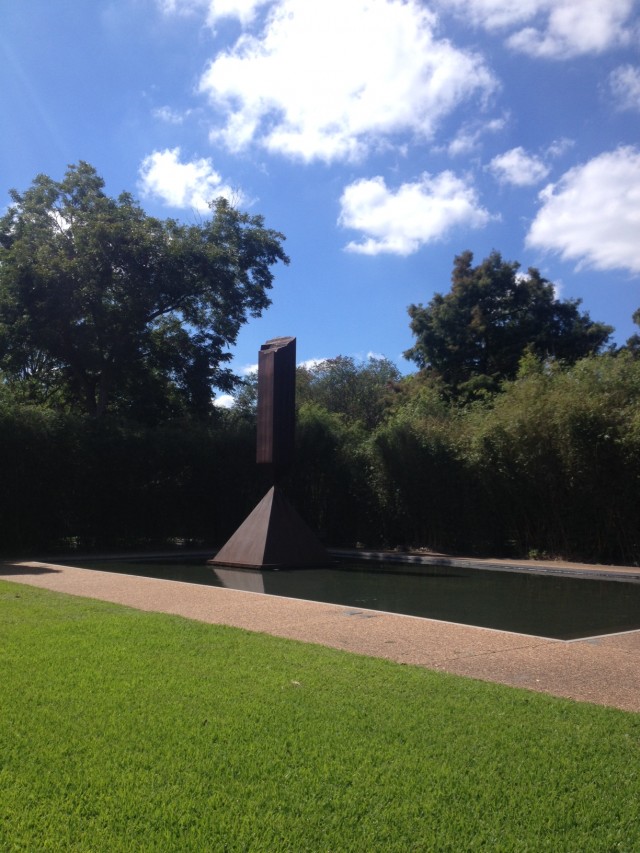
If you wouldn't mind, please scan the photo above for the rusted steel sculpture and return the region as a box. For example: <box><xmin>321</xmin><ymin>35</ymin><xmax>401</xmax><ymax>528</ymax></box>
<box><xmin>256</xmin><ymin>336</ymin><xmax>296</xmax><ymax>479</ymax></box>
<box><xmin>209</xmin><ymin>336</ymin><xmax>329</xmax><ymax>569</ymax></box>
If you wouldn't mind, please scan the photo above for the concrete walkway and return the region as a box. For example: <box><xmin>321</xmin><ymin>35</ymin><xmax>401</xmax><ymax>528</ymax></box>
<box><xmin>2</xmin><ymin>558</ymin><xmax>640</xmax><ymax>714</ymax></box>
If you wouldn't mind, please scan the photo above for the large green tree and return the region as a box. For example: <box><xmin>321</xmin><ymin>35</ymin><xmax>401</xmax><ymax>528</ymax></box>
<box><xmin>405</xmin><ymin>251</ymin><xmax>612</xmax><ymax>398</ymax></box>
<box><xmin>229</xmin><ymin>355</ymin><xmax>401</xmax><ymax>431</ymax></box>
<box><xmin>296</xmin><ymin>355</ymin><xmax>401</xmax><ymax>430</ymax></box>
<box><xmin>0</xmin><ymin>162</ymin><xmax>288</xmax><ymax>419</ymax></box>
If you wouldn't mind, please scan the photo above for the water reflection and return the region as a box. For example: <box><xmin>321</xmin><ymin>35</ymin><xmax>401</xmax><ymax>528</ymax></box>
<box><xmin>65</xmin><ymin>558</ymin><xmax>640</xmax><ymax>641</ymax></box>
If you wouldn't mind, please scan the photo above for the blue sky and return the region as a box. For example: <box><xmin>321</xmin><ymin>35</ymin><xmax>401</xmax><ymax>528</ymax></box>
<box><xmin>2</xmin><ymin>0</ymin><xmax>639</xmax><ymax>404</ymax></box>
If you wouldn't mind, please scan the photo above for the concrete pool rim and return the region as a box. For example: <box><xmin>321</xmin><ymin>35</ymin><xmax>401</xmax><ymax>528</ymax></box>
<box><xmin>3</xmin><ymin>550</ymin><xmax>640</xmax><ymax>713</ymax></box>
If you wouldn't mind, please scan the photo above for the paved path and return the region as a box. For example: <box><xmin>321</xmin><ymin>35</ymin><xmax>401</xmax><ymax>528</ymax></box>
<box><xmin>2</xmin><ymin>559</ymin><xmax>640</xmax><ymax>714</ymax></box>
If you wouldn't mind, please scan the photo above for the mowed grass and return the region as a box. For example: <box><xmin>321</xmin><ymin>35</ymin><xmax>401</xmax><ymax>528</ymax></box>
<box><xmin>1</xmin><ymin>581</ymin><xmax>639</xmax><ymax>852</ymax></box>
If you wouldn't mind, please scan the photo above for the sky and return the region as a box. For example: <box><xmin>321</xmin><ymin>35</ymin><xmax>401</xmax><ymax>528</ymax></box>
<box><xmin>2</xmin><ymin>0</ymin><xmax>639</xmax><ymax>406</ymax></box>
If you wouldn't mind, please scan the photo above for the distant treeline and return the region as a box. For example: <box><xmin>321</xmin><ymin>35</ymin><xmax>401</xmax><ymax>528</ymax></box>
<box><xmin>2</xmin><ymin>350</ymin><xmax>639</xmax><ymax>565</ymax></box>
<box><xmin>1</xmin><ymin>173</ymin><xmax>638</xmax><ymax>563</ymax></box>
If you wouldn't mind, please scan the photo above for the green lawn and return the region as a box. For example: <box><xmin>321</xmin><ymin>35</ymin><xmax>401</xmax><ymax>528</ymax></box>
<box><xmin>1</xmin><ymin>580</ymin><xmax>639</xmax><ymax>852</ymax></box>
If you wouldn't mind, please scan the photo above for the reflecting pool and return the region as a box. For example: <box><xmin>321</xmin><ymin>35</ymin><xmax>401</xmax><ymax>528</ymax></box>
<box><xmin>63</xmin><ymin>557</ymin><xmax>640</xmax><ymax>641</ymax></box>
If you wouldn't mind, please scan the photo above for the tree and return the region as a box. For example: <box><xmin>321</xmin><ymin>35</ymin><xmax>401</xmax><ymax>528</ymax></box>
<box><xmin>404</xmin><ymin>250</ymin><xmax>612</xmax><ymax>398</ymax></box>
<box><xmin>625</xmin><ymin>308</ymin><xmax>640</xmax><ymax>355</ymax></box>
<box><xmin>0</xmin><ymin>162</ymin><xmax>288</xmax><ymax>419</ymax></box>
<box><xmin>227</xmin><ymin>355</ymin><xmax>401</xmax><ymax>430</ymax></box>
<box><xmin>296</xmin><ymin>355</ymin><xmax>401</xmax><ymax>430</ymax></box>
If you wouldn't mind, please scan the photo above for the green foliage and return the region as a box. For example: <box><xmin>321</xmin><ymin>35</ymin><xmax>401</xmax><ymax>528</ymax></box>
<box><xmin>0</xmin><ymin>405</ymin><xmax>261</xmax><ymax>554</ymax></box>
<box><xmin>280</xmin><ymin>357</ymin><xmax>403</xmax><ymax>544</ymax></box>
<box><xmin>289</xmin><ymin>403</ymin><xmax>376</xmax><ymax>545</ymax></box>
<box><xmin>625</xmin><ymin>307</ymin><xmax>640</xmax><ymax>355</ymax></box>
<box><xmin>467</xmin><ymin>352</ymin><xmax>640</xmax><ymax>561</ymax></box>
<box><xmin>405</xmin><ymin>250</ymin><xmax>612</xmax><ymax>399</ymax></box>
<box><xmin>226</xmin><ymin>369</ymin><xmax>259</xmax><ymax>420</ymax></box>
<box><xmin>0</xmin><ymin>162</ymin><xmax>288</xmax><ymax>419</ymax></box>
<box><xmin>369</xmin><ymin>409</ymin><xmax>462</xmax><ymax>549</ymax></box>
<box><xmin>296</xmin><ymin>355</ymin><xmax>401</xmax><ymax>430</ymax></box>
<box><xmin>3</xmin><ymin>583</ymin><xmax>640</xmax><ymax>851</ymax></box>
<box><xmin>2</xmin><ymin>211</ymin><xmax>639</xmax><ymax>563</ymax></box>
<box><xmin>365</xmin><ymin>349</ymin><xmax>640</xmax><ymax>561</ymax></box>
<box><xmin>3</xmin><ymin>350</ymin><xmax>639</xmax><ymax>562</ymax></box>
<box><xmin>228</xmin><ymin>355</ymin><xmax>401</xmax><ymax>430</ymax></box>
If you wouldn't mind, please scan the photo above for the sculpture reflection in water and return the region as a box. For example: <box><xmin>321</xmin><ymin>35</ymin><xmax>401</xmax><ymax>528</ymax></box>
<box><xmin>209</xmin><ymin>336</ymin><xmax>329</xmax><ymax>570</ymax></box>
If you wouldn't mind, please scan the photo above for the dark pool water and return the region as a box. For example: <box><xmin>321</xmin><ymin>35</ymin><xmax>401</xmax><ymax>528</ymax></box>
<box><xmin>63</xmin><ymin>557</ymin><xmax>640</xmax><ymax>641</ymax></box>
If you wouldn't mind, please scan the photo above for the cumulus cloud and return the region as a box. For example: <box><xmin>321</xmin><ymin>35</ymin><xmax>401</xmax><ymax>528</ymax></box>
<box><xmin>489</xmin><ymin>146</ymin><xmax>550</xmax><ymax>186</ymax></box>
<box><xmin>527</xmin><ymin>146</ymin><xmax>640</xmax><ymax>273</ymax></box>
<box><xmin>197</xmin><ymin>0</ymin><xmax>496</xmax><ymax>163</ymax></box>
<box><xmin>339</xmin><ymin>172</ymin><xmax>493</xmax><ymax>256</ymax></box>
<box><xmin>213</xmin><ymin>393</ymin><xmax>235</xmax><ymax>408</ymax></box>
<box><xmin>138</xmin><ymin>147</ymin><xmax>243</xmax><ymax>210</ymax></box>
<box><xmin>609</xmin><ymin>64</ymin><xmax>640</xmax><ymax>111</ymax></box>
<box><xmin>440</xmin><ymin>0</ymin><xmax>635</xmax><ymax>58</ymax></box>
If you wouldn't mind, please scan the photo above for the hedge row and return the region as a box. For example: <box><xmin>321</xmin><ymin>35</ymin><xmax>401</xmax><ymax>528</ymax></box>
<box><xmin>2</xmin><ymin>353</ymin><xmax>639</xmax><ymax>564</ymax></box>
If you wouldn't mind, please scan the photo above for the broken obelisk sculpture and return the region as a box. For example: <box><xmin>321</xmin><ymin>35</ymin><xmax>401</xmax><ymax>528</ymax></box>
<box><xmin>209</xmin><ymin>337</ymin><xmax>329</xmax><ymax>568</ymax></box>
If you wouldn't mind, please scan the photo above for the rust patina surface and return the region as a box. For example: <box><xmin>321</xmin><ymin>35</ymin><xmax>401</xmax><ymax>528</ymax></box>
<box><xmin>210</xmin><ymin>336</ymin><xmax>329</xmax><ymax>569</ymax></box>
<box><xmin>256</xmin><ymin>336</ymin><xmax>296</xmax><ymax>479</ymax></box>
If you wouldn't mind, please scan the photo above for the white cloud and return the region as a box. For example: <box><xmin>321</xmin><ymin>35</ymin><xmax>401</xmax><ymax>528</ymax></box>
<box><xmin>157</xmin><ymin>0</ymin><xmax>207</xmax><ymax>16</ymax></box>
<box><xmin>298</xmin><ymin>358</ymin><xmax>328</xmax><ymax>370</ymax></box>
<box><xmin>206</xmin><ymin>0</ymin><xmax>272</xmax><ymax>24</ymax></box>
<box><xmin>545</xmin><ymin>137</ymin><xmax>574</xmax><ymax>158</ymax></box>
<box><xmin>240</xmin><ymin>362</ymin><xmax>259</xmax><ymax>375</ymax></box>
<box><xmin>198</xmin><ymin>0</ymin><xmax>496</xmax><ymax>163</ymax></box>
<box><xmin>138</xmin><ymin>147</ymin><xmax>243</xmax><ymax>210</ymax></box>
<box><xmin>610</xmin><ymin>64</ymin><xmax>640</xmax><ymax>112</ymax></box>
<box><xmin>152</xmin><ymin>106</ymin><xmax>186</xmax><ymax>124</ymax></box>
<box><xmin>440</xmin><ymin>0</ymin><xmax>635</xmax><ymax>58</ymax></box>
<box><xmin>213</xmin><ymin>393</ymin><xmax>236</xmax><ymax>408</ymax></box>
<box><xmin>443</xmin><ymin>0</ymin><xmax>542</xmax><ymax>30</ymax></box>
<box><xmin>527</xmin><ymin>146</ymin><xmax>640</xmax><ymax>273</ymax></box>
<box><xmin>159</xmin><ymin>0</ymin><xmax>271</xmax><ymax>25</ymax></box>
<box><xmin>489</xmin><ymin>147</ymin><xmax>550</xmax><ymax>186</ymax></box>
<box><xmin>339</xmin><ymin>172</ymin><xmax>493</xmax><ymax>256</ymax></box>
<box><xmin>447</xmin><ymin>117</ymin><xmax>506</xmax><ymax>157</ymax></box>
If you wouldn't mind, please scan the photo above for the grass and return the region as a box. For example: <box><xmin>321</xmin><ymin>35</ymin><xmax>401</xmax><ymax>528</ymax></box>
<box><xmin>1</xmin><ymin>580</ymin><xmax>639</xmax><ymax>852</ymax></box>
